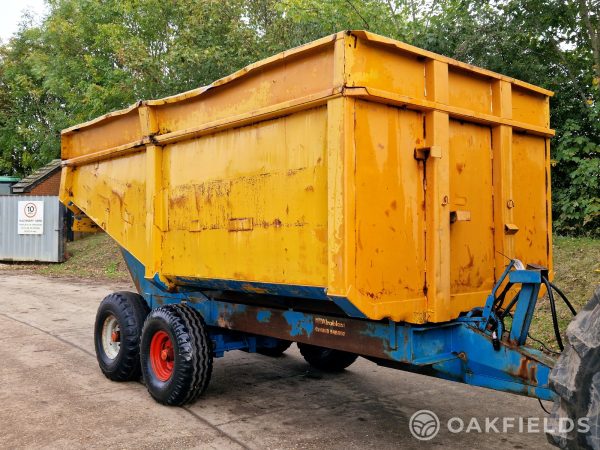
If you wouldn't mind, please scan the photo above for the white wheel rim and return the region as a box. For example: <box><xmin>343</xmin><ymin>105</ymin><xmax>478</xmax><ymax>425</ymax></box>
<box><xmin>101</xmin><ymin>315</ymin><xmax>121</xmax><ymax>360</ymax></box>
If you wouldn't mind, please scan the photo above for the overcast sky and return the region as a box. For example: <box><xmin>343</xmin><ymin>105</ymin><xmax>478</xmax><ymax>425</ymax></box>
<box><xmin>0</xmin><ymin>0</ymin><xmax>48</xmax><ymax>42</ymax></box>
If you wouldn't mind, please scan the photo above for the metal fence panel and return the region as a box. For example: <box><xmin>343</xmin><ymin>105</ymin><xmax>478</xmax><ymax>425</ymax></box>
<box><xmin>0</xmin><ymin>196</ymin><xmax>65</xmax><ymax>262</ymax></box>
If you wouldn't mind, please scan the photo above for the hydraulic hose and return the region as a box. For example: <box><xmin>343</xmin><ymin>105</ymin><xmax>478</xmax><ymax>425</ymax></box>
<box><xmin>499</xmin><ymin>291</ymin><xmax>520</xmax><ymax>320</ymax></box>
<box><xmin>549</xmin><ymin>281</ymin><xmax>577</xmax><ymax>316</ymax></box>
<box><xmin>543</xmin><ymin>276</ymin><xmax>563</xmax><ymax>351</ymax></box>
<box><xmin>494</xmin><ymin>281</ymin><xmax>513</xmax><ymax>310</ymax></box>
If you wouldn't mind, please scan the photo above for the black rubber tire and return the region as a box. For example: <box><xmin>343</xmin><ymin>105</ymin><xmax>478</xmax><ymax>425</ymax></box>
<box><xmin>297</xmin><ymin>343</ymin><xmax>358</xmax><ymax>372</ymax></box>
<box><xmin>94</xmin><ymin>291</ymin><xmax>150</xmax><ymax>381</ymax></box>
<box><xmin>547</xmin><ymin>287</ymin><xmax>600</xmax><ymax>449</ymax></box>
<box><xmin>257</xmin><ymin>339</ymin><xmax>292</xmax><ymax>357</ymax></box>
<box><xmin>140</xmin><ymin>304</ymin><xmax>213</xmax><ymax>406</ymax></box>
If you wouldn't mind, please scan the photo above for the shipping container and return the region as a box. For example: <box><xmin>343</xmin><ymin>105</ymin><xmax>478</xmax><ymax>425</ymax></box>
<box><xmin>0</xmin><ymin>195</ymin><xmax>65</xmax><ymax>262</ymax></box>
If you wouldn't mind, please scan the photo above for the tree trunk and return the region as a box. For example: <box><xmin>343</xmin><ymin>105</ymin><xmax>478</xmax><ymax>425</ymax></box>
<box><xmin>578</xmin><ymin>0</ymin><xmax>600</xmax><ymax>81</ymax></box>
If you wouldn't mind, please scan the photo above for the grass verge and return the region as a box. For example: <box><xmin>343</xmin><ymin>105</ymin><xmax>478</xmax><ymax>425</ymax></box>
<box><xmin>0</xmin><ymin>232</ymin><xmax>130</xmax><ymax>282</ymax></box>
<box><xmin>528</xmin><ymin>235</ymin><xmax>600</xmax><ymax>352</ymax></box>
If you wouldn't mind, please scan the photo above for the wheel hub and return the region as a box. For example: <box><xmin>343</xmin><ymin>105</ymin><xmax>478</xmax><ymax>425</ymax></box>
<box><xmin>149</xmin><ymin>330</ymin><xmax>174</xmax><ymax>381</ymax></box>
<box><xmin>160</xmin><ymin>348</ymin><xmax>172</xmax><ymax>361</ymax></box>
<box><xmin>101</xmin><ymin>315</ymin><xmax>121</xmax><ymax>360</ymax></box>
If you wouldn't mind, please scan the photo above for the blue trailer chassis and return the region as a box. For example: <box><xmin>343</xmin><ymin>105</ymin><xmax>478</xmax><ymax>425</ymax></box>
<box><xmin>122</xmin><ymin>249</ymin><xmax>557</xmax><ymax>402</ymax></box>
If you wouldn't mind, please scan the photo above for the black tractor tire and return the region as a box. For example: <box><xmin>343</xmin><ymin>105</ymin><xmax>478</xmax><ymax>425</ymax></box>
<box><xmin>140</xmin><ymin>304</ymin><xmax>213</xmax><ymax>406</ymax></box>
<box><xmin>94</xmin><ymin>291</ymin><xmax>150</xmax><ymax>381</ymax></box>
<box><xmin>547</xmin><ymin>287</ymin><xmax>600</xmax><ymax>449</ymax></box>
<box><xmin>297</xmin><ymin>342</ymin><xmax>358</xmax><ymax>372</ymax></box>
<box><xmin>257</xmin><ymin>339</ymin><xmax>292</xmax><ymax>357</ymax></box>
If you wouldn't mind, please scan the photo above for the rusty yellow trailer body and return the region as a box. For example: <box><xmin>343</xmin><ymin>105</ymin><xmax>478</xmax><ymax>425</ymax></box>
<box><xmin>60</xmin><ymin>30</ymin><xmax>554</xmax><ymax>324</ymax></box>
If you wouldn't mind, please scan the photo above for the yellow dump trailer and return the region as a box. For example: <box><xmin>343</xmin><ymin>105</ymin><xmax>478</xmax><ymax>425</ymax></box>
<box><xmin>62</xmin><ymin>33</ymin><xmax>600</xmax><ymax>433</ymax></box>
<box><xmin>61</xmin><ymin>30</ymin><xmax>553</xmax><ymax>325</ymax></box>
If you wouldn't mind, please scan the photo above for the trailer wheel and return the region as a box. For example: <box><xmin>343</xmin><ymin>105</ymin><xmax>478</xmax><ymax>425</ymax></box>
<box><xmin>547</xmin><ymin>287</ymin><xmax>600</xmax><ymax>449</ymax></box>
<box><xmin>257</xmin><ymin>339</ymin><xmax>292</xmax><ymax>357</ymax></box>
<box><xmin>297</xmin><ymin>343</ymin><xmax>358</xmax><ymax>372</ymax></box>
<box><xmin>140</xmin><ymin>304</ymin><xmax>213</xmax><ymax>406</ymax></box>
<box><xmin>94</xmin><ymin>291</ymin><xmax>150</xmax><ymax>381</ymax></box>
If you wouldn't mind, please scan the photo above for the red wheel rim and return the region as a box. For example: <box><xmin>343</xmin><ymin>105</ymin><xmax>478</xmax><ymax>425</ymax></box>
<box><xmin>149</xmin><ymin>330</ymin><xmax>174</xmax><ymax>381</ymax></box>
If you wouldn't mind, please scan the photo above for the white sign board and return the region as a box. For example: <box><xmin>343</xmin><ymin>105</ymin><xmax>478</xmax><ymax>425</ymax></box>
<box><xmin>18</xmin><ymin>201</ymin><xmax>44</xmax><ymax>235</ymax></box>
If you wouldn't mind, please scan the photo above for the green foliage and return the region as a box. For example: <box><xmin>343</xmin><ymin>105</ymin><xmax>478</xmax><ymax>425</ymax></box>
<box><xmin>0</xmin><ymin>21</ymin><xmax>65</xmax><ymax>175</ymax></box>
<box><xmin>38</xmin><ymin>0</ymin><xmax>265</xmax><ymax>119</ymax></box>
<box><xmin>402</xmin><ymin>0</ymin><xmax>600</xmax><ymax>236</ymax></box>
<box><xmin>0</xmin><ymin>0</ymin><xmax>597</xmax><ymax>235</ymax></box>
<box><xmin>552</xmin><ymin>106</ymin><xmax>600</xmax><ymax>237</ymax></box>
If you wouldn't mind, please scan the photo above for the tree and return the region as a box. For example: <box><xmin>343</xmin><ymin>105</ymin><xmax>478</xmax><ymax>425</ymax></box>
<box><xmin>0</xmin><ymin>0</ymin><xmax>597</xmax><ymax>235</ymax></box>
<box><xmin>0</xmin><ymin>20</ymin><xmax>65</xmax><ymax>175</ymax></box>
<box><xmin>408</xmin><ymin>0</ymin><xmax>599</xmax><ymax>235</ymax></box>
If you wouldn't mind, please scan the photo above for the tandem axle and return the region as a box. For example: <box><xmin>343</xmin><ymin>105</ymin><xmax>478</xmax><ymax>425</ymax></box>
<box><xmin>118</xmin><ymin>248</ymin><xmax>557</xmax><ymax>402</ymax></box>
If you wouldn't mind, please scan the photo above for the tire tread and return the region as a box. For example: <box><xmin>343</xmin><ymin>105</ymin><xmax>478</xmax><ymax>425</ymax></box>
<box><xmin>548</xmin><ymin>287</ymin><xmax>600</xmax><ymax>449</ymax></box>
<box><xmin>94</xmin><ymin>291</ymin><xmax>149</xmax><ymax>382</ymax></box>
<box><xmin>140</xmin><ymin>304</ymin><xmax>213</xmax><ymax>406</ymax></box>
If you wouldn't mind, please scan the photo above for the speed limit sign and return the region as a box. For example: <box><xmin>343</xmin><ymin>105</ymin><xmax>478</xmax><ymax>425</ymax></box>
<box><xmin>17</xmin><ymin>201</ymin><xmax>44</xmax><ymax>235</ymax></box>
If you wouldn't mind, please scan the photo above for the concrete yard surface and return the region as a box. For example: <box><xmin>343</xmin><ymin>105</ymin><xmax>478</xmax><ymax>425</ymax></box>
<box><xmin>0</xmin><ymin>273</ymin><xmax>554</xmax><ymax>449</ymax></box>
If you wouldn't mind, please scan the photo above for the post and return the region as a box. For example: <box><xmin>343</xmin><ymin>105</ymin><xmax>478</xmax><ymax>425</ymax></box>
<box><xmin>424</xmin><ymin>59</ymin><xmax>451</xmax><ymax>322</ymax></box>
<box><xmin>139</xmin><ymin>105</ymin><xmax>165</xmax><ymax>280</ymax></box>
<box><xmin>491</xmin><ymin>80</ymin><xmax>515</xmax><ymax>280</ymax></box>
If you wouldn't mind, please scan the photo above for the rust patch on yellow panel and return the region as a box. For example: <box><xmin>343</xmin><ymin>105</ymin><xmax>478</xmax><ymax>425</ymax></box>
<box><xmin>229</xmin><ymin>218</ymin><xmax>253</xmax><ymax>232</ymax></box>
